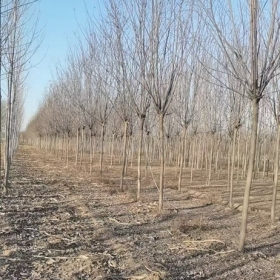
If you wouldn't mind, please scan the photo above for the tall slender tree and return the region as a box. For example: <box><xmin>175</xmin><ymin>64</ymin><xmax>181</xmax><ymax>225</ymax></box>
<box><xmin>199</xmin><ymin>0</ymin><xmax>280</xmax><ymax>252</ymax></box>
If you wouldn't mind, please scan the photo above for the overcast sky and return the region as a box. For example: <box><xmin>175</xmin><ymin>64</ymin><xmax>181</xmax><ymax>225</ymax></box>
<box><xmin>23</xmin><ymin>0</ymin><xmax>103</xmax><ymax>129</ymax></box>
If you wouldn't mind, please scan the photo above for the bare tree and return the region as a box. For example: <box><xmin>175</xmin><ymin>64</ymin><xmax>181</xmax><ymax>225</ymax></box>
<box><xmin>141</xmin><ymin>0</ymin><xmax>193</xmax><ymax>210</ymax></box>
<box><xmin>268</xmin><ymin>79</ymin><xmax>280</xmax><ymax>223</ymax></box>
<box><xmin>113</xmin><ymin>0</ymin><xmax>152</xmax><ymax>200</ymax></box>
<box><xmin>2</xmin><ymin>0</ymin><xmax>40</xmax><ymax>193</ymax></box>
<box><xmin>200</xmin><ymin>0</ymin><xmax>280</xmax><ymax>251</ymax></box>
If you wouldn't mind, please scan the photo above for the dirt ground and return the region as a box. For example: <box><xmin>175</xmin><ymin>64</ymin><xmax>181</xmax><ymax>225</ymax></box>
<box><xmin>1</xmin><ymin>145</ymin><xmax>280</xmax><ymax>279</ymax></box>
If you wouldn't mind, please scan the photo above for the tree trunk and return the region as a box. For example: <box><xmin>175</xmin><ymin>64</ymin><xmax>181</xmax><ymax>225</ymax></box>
<box><xmin>215</xmin><ymin>141</ymin><xmax>220</xmax><ymax>174</ymax></box>
<box><xmin>230</xmin><ymin>127</ymin><xmax>237</xmax><ymax>208</ymax></box>
<box><xmin>184</xmin><ymin>134</ymin><xmax>188</xmax><ymax>168</ymax></box>
<box><xmin>75</xmin><ymin>128</ymin><xmax>79</xmax><ymax>165</ymax></box>
<box><xmin>110</xmin><ymin>133</ymin><xmax>115</xmax><ymax>167</ymax></box>
<box><xmin>120</xmin><ymin>121</ymin><xmax>128</xmax><ymax>191</ymax></box>
<box><xmin>80</xmin><ymin>127</ymin><xmax>85</xmax><ymax>168</ymax></box>
<box><xmin>89</xmin><ymin>129</ymin><xmax>93</xmax><ymax>175</ymax></box>
<box><xmin>55</xmin><ymin>134</ymin><xmax>59</xmax><ymax>158</ymax></box>
<box><xmin>227</xmin><ymin>142</ymin><xmax>231</xmax><ymax>190</ymax></box>
<box><xmin>204</xmin><ymin>140</ymin><xmax>207</xmax><ymax>171</ymax></box>
<box><xmin>267</xmin><ymin>159</ymin><xmax>270</xmax><ymax>178</ymax></box>
<box><xmin>159</xmin><ymin>113</ymin><xmax>165</xmax><ymax>211</ymax></box>
<box><xmin>262</xmin><ymin>155</ymin><xmax>266</xmax><ymax>182</ymax></box>
<box><xmin>145</xmin><ymin>134</ymin><xmax>150</xmax><ymax>180</ymax></box>
<box><xmin>137</xmin><ymin>117</ymin><xmax>145</xmax><ymax>201</ymax></box>
<box><xmin>239</xmin><ymin>0</ymin><xmax>259</xmax><ymax>252</ymax></box>
<box><xmin>236</xmin><ymin>135</ymin><xmax>240</xmax><ymax>183</ymax></box>
<box><xmin>239</xmin><ymin>97</ymin><xmax>259</xmax><ymax>252</ymax></box>
<box><xmin>242</xmin><ymin>141</ymin><xmax>248</xmax><ymax>179</ymax></box>
<box><xmin>3</xmin><ymin>79</ymin><xmax>12</xmax><ymax>193</ymax></box>
<box><xmin>206</xmin><ymin>134</ymin><xmax>214</xmax><ymax>186</ymax></box>
<box><xmin>196</xmin><ymin>137</ymin><xmax>201</xmax><ymax>169</ymax></box>
<box><xmin>178</xmin><ymin>127</ymin><xmax>187</xmax><ymax>192</ymax></box>
<box><xmin>271</xmin><ymin>122</ymin><xmax>280</xmax><ymax>223</ymax></box>
<box><xmin>100</xmin><ymin>124</ymin><xmax>105</xmax><ymax>180</ymax></box>
<box><xmin>66</xmin><ymin>132</ymin><xmax>69</xmax><ymax>165</ymax></box>
<box><xmin>190</xmin><ymin>138</ymin><xmax>195</xmax><ymax>183</ymax></box>
<box><xmin>130</xmin><ymin>136</ymin><xmax>134</xmax><ymax>167</ymax></box>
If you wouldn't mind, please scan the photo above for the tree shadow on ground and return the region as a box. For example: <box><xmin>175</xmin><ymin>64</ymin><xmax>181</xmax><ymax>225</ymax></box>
<box><xmin>247</xmin><ymin>241</ymin><xmax>280</xmax><ymax>258</ymax></box>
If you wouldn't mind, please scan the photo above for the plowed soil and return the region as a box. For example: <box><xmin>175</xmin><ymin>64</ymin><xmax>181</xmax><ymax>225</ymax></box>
<box><xmin>1</xmin><ymin>145</ymin><xmax>280</xmax><ymax>279</ymax></box>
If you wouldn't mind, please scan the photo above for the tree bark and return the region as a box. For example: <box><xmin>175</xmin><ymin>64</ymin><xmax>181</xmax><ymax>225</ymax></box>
<box><xmin>145</xmin><ymin>134</ymin><xmax>150</xmax><ymax>180</ymax></box>
<box><xmin>3</xmin><ymin>74</ymin><xmax>12</xmax><ymax>192</ymax></box>
<box><xmin>206</xmin><ymin>134</ymin><xmax>214</xmax><ymax>186</ymax></box>
<box><xmin>230</xmin><ymin>127</ymin><xmax>238</xmax><ymax>208</ymax></box>
<box><xmin>239</xmin><ymin>97</ymin><xmax>259</xmax><ymax>252</ymax></box>
<box><xmin>242</xmin><ymin>141</ymin><xmax>248</xmax><ymax>179</ymax></box>
<box><xmin>89</xmin><ymin>129</ymin><xmax>93</xmax><ymax>175</ymax></box>
<box><xmin>120</xmin><ymin>121</ymin><xmax>128</xmax><ymax>191</ymax></box>
<box><xmin>159</xmin><ymin>113</ymin><xmax>165</xmax><ymax>211</ymax></box>
<box><xmin>239</xmin><ymin>0</ymin><xmax>259</xmax><ymax>252</ymax></box>
<box><xmin>271</xmin><ymin>122</ymin><xmax>280</xmax><ymax>223</ymax></box>
<box><xmin>262</xmin><ymin>154</ymin><xmax>266</xmax><ymax>182</ymax></box>
<box><xmin>110</xmin><ymin>133</ymin><xmax>115</xmax><ymax>167</ymax></box>
<box><xmin>80</xmin><ymin>127</ymin><xmax>85</xmax><ymax>168</ymax></box>
<box><xmin>137</xmin><ymin>117</ymin><xmax>145</xmax><ymax>201</ymax></box>
<box><xmin>66</xmin><ymin>132</ymin><xmax>69</xmax><ymax>165</ymax></box>
<box><xmin>236</xmin><ymin>135</ymin><xmax>240</xmax><ymax>183</ymax></box>
<box><xmin>178</xmin><ymin>127</ymin><xmax>187</xmax><ymax>192</ymax></box>
<box><xmin>190</xmin><ymin>138</ymin><xmax>195</xmax><ymax>183</ymax></box>
<box><xmin>75</xmin><ymin>128</ymin><xmax>79</xmax><ymax>165</ymax></box>
<box><xmin>100</xmin><ymin>123</ymin><xmax>105</xmax><ymax>180</ymax></box>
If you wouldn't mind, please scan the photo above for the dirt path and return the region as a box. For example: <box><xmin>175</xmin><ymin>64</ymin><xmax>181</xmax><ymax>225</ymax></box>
<box><xmin>0</xmin><ymin>145</ymin><xmax>280</xmax><ymax>279</ymax></box>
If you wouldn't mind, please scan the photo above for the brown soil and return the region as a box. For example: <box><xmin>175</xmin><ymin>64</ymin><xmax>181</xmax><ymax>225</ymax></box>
<box><xmin>0</xmin><ymin>145</ymin><xmax>280</xmax><ymax>279</ymax></box>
